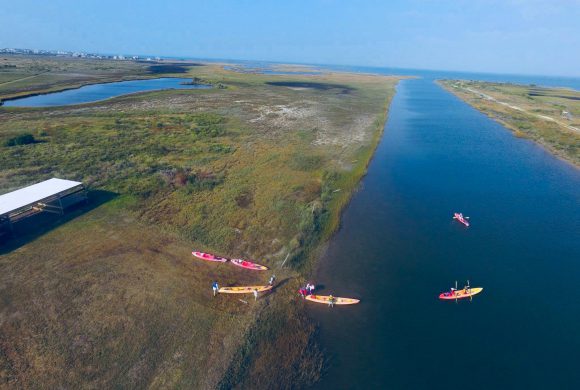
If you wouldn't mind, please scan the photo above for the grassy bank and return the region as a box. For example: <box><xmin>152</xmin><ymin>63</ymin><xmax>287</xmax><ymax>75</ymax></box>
<box><xmin>214</xmin><ymin>87</ymin><xmax>398</xmax><ymax>389</ymax></box>
<box><xmin>438</xmin><ymin>80</ymin><xmax>579</xmax><ymax>167</ymax></box>
<box><xmin>0</xmin><ymin>56</ymin><xmax>400</xmax><ymax>387</ymax></box>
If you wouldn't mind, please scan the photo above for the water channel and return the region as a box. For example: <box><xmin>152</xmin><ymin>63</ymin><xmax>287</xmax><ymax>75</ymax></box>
<box><xmin>309</xmin><ymin>76</ymin><xmax>580</xmax><ymax>389</ymax></box>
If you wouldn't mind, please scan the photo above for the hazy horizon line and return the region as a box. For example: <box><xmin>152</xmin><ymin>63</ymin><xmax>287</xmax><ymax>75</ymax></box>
<box><xmin>4</xmin><ymin>45</ymin><xmax>580</xmax><ymax>80</ymax></box>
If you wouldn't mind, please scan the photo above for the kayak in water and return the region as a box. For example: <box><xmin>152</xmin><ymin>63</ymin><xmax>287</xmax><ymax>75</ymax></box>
<box><xmin>453</xmin><ymin>212</ymin><xmax>470</xmax><ymax>227</ymax></box>
<box><xmin>218</xmin><ymin>285</ymin><xmax>273</xmax><ymax>294</ymax></box>
<box><xmin>230</xmin><ymin>258</ymin><xmax>269</xmax><ymax>271</ymax></box>
<box><xmin>439</xmin><ymin>281</ymin><xmax>483</xmax><ymax>300</ymax></box>
<box><xmin>192</xmin><ymin>251</ymin><xmax>229</xmax><ymax>262</ymax></box>
<box><xmin>305</xmin><ymin>295</ymin><xmax>360</xmax><ymax>305</ymax></box>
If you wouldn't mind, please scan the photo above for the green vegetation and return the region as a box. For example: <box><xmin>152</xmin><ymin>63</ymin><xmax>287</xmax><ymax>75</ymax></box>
<box><xmin>439</xmin><ymin>80</ymin><xmax>580</xmax><ymax>166</ymax></box>
<box><xmin>0</xmin><ymin>56</ymin><xmax>400</xmax><ymax>387</ymax></box>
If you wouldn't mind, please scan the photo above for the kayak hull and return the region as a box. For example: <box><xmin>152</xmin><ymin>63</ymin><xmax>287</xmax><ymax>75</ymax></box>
<box><xmin>306</xmin><ymin>295</ymin><xmax>360</xmax><ymax>305</ymax></box>
<box><xmin>453</xmin><ymin>213</ymin><xmax>470</xmax><ymax>227</ymax></box>
<box><xmin>218</xmin><ymin>285</ymin><xmax>273</xmax><ymax>294</ymax></box>
<box><xmin>231</xmin><ymin>259</ymin><xmax>268</xmax><ymax>271</ymax></box>
<box><xmin>439</xmin><ymin>287</ymin><xmax>483</xmax><ymax>300</ymax></box>
<box><xmin>192</xmin><ymin>251</ymin><xmax>228</xmax><ymax>262</ymax></box>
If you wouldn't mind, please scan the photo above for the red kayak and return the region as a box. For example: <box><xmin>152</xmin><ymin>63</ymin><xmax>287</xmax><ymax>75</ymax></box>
<box><xmin>192</xmin><ymin>251</ymin><xmax>229</xmax><ymax>262</ymax></box>
<box><xmin>453</xmin><ymin>212</ymin><xmax>470</xmax><ymax>227</ymax></box>
<box><xmin>230</xmin><ymin>258</ymin><xmax>268</xmax><ymax>271</ymax></box>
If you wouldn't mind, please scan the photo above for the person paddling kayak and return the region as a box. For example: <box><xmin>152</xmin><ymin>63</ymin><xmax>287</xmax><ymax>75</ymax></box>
<box><xmin>439</xmin><ymin>281</ymin><xmax>483</xmax><ymax>300</ymax></box>
<box><xmin>328</xmin><ymin>294</ymin><xmax>336</xmax><ymax>307</ymax></box>
<box><xmin>453</xmin><ymin>212</ymin><xmax>470</xmax><ymax>227</ymax></box>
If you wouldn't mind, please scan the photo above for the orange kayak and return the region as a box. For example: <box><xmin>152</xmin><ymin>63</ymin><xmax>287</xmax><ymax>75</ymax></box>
<box><xmin>439</xmin><ymin>287</ymin><xmax>483</xmax><ymax>300</ymax></box>
<box><xmin>305</xmin><ymin>295</ymin><xmax>360</xmax><ymax>305</ymax></box>
<box><xmin>218</xmin><ymin>285</ymin><xmax>273</xmax><ymax>294</ymax></box>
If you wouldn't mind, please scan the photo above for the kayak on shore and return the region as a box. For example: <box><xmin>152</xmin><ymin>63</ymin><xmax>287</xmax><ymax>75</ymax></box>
<box><xmin>305</xmin><ymin>295</ymin><xmax>360</xmax><ymax>305</ymax></box>
<box><xmin>192</xmin><ymin>251</ymin><xmax>229</xmax><ymax>262</ymax></box>
<box><xmin>218</xmin><ymin>285</ymin><xmax>273</xmax><ymax>294</ymax></box>
<box><xmin>453</xmin><ymin>212</ymin><xmax>470</xmax><ymax>227</ymax></box>
<box><xmin>230</xmin><ymin>258</ymin><xmax>269</xmax><ymax>271</ymax></box>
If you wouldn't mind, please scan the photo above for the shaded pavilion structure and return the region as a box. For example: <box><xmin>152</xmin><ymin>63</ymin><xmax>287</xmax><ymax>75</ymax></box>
<box><xmin>0</xmin><ymin>178</ymin><xmax>86</xmax><ymax>238</ymax></box>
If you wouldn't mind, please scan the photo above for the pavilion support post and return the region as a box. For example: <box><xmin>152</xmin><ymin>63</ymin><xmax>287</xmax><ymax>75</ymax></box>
<box><xmin>57</xmin><ymin>196</ymin><xmax>64</xmax><ymax>215</ymax></box>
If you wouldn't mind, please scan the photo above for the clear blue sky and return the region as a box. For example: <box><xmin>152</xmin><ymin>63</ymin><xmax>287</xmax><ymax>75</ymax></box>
<box><xmin>1</xmin><ymin>0</ymin><xmax>579</xmax><ymax>76</ymax></box>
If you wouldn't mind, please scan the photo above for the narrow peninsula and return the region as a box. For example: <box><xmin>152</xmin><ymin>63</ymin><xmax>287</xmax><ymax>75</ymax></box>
<box><xmin>439</xmin><ymin>80</ymin><xmax>580</xmax><ymax>166</ymax></box>
<box><xmin>0</xmin><ymin>55</ymin><xmax>401</xmax><ymax>388</ymax></box>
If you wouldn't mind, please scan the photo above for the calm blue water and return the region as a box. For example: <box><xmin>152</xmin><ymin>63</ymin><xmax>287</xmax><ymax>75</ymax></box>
<box><xmin>329</xmin><ymin>64</ymin><xmax>580</xmax><ymax>91</ymax></box>
<box><xmin>219</xmin><ymin>59</ymin><xmax>580</xmax><ymax>90</ymax></box>
<box><xmin>309</xmin><ymin>77</ymin><xmax>580</xmax><ymax>389</ymax></box>
<box><xmin>2</xmin><ymin>78</ymin><xmax>210</xmax><ymax>107</ymax></box>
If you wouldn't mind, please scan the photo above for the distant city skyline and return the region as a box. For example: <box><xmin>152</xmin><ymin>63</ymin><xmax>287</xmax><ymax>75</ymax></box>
<box><xmin>1</xmin><ymin>0</ymin><xmax>579</xmax><ymax>77</ymax></box>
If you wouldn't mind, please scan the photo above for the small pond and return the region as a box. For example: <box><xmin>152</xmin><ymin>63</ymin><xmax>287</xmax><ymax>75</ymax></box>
<box><xmin>2</xmin><ymin>78</ymin><xmax>210</xmax><ymax>107</ymax></box>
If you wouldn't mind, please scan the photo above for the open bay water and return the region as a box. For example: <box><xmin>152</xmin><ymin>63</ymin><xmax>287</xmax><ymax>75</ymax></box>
<box><xmin>328</xmin><ymin>64</ymin><xmax>580</xmax><ymax>91</ymax></box>
<box><xmin>218</xmin><ymin>59</ymin><xmax>580</xmax><ymax>90</ymax></box>
<box><xmin>2</xmin><ymin>77</ymin><xmax>209</xmax><ymax>107</ymax></box>
<box><xmin>309</xmin><ymin>76</ymin><xmax>580</xmax><ymax>389</ymax></box>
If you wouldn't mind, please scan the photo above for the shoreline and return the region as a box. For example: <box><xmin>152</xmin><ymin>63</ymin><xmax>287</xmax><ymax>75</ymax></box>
<box><xmin>0</xmin><ymin>76</ymin><xmax>201</xmax><ymax>107</ymax></box>
<box><xmin>217</xmin><ymin>82</ymin><xmax>402</xmax><ymax>388</ymax></box>
<box><xmin>0</xmin><ymin>56</ymin><xmax>402</xmax><ymax>388</ymax></box>
<box><xmin>437</xmin><ymin>80</ymin><xmax>579</xmax><ymax>168</ymax></box>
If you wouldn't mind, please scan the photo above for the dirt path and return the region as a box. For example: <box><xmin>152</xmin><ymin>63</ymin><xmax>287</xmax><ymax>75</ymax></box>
<box><xmin>464</xmin><ymin>87</ymin><xmax>579</xmax><ymax>134</ymax></box>
<box><xmin>0</xmin><ymin>71</ymin><xmax>50</xmax><ymax>87</ymax></box>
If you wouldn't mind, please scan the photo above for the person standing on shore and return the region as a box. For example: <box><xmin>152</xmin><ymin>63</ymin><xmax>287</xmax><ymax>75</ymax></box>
<box><xmin>269</xmin><ymin>274</ymin><xmax>276</xmax><ymax>286</ymax></box>
<box><xmin>212</xmin><ymin>281</ymin><xmax>219</xmax><ymax>297</ymax></box>
<box><xmin>253</xmin><ymin>289</ymin><xmax>259</xmax><ymax>301</ymax></box>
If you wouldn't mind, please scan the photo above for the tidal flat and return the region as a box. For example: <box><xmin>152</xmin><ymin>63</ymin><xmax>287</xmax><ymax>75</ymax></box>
<box><xmin>0</xmin><ymin>56</ymin><xmax>400</xmax><ymax>388</ymax></box>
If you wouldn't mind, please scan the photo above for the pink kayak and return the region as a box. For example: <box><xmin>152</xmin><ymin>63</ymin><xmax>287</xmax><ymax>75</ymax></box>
<box><xmin>230</xmin><ymin>259</ymin><xmax>269</xmax><ymax>271</ymax></box>
<box><xmin>192</xmin><ymin>251</ymin><xmax>229</xmax><ymax>262</ymax></box>
<box><xmin>453</xmin><ymin>212</ymin><xmax>470</xmax><ymax>227</ymax></box>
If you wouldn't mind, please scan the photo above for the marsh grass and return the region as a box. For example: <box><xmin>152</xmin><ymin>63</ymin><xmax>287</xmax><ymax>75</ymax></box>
<box><xmin>439</xmin><ymin>80</ymin><xmax>580</xmax><ymax>166</ymax></box>
<box><xmin>0</xmin><ymin>57</ymin><xmax>400</xmax><ymax>387</ymax></box>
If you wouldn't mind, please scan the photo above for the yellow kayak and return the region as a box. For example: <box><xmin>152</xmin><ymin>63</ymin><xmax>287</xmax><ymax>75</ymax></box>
<box><xmin>305</xmin><ymin>294</ymin><xmax>360</xmax><ymax>305</ymax></box>
<box><xmin>218</xmin><ymin>285</ymin><xmax>273</xmax><ymax>294</ymax></box>
<box><xmin>439</xmin><ymin>287</ymin><xmax>483</xmax><ymax>300</ymax></box>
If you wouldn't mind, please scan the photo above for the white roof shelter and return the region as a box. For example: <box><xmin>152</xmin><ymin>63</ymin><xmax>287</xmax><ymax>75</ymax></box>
<box><xmin>0</xmin><ymin>178</ymin><xmax>84</xmax><ymax>216</ymax></box>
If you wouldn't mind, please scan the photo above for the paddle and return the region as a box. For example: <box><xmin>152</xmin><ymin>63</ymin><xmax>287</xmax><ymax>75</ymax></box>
<box><xmin>465</xmin><ymin>279</ymin><xmax>473</xmax><ymax>302</ymax></box>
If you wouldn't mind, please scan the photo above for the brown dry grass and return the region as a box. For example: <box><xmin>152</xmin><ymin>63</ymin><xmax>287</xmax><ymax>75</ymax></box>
<box><xmin>0</xmin><ymin>57</ymin><xmax>400</xmax><ymax>388</ymax></box>
<box><xmin>0</xmin><ymin>200</ymin><xmax>264</xmax><ymax>388</ymax></box>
